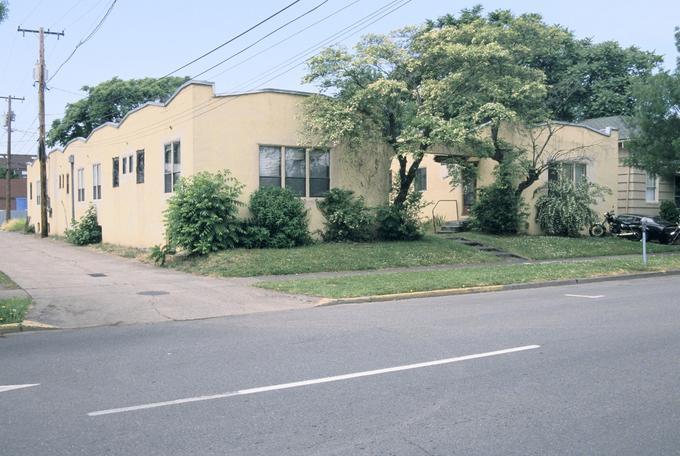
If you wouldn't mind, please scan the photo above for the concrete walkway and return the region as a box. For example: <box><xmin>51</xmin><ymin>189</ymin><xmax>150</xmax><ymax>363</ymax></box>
<box><xmin>0</xmin><ymin>232</ymin><xmax>320</xmax><ymax>329</ymax></box>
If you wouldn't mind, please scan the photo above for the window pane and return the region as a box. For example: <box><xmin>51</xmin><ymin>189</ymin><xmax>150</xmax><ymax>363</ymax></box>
<box><xmin>173</xmin><ymin>172</ymin><xmax>181</xmax><ymax>191</ymax></box>
<box><xmin>310</xmin><ymin>149</ymin><xmax>329</xmax><ymax>178</ymax></box>
<box><xmin>310</xmin><ymin>178</ymin><xmax>329</xmax><ymax>197</ymax></box>
<box><xmin>561</xmin><ymin>163</ymin><xmax>574</xmax><ymax>182</ymax></box>
<box><xmin>415</xmin><ymin>168</ymin><xmax>427</xmax><ymax>192</ymax></box>
<box><xmin>286</xmin><ymin>177</ymin><xmax>306</xmax><ymax>197</ymax></box>
<box><xmin>285</xmin><ymin>147</ymin><xmax>306</xmax><ymax>178</ymax></box>
<box><xmin>575</xmin><ymin>163</ymin><xmax>587</xmax><ymax>182</ymax></box>
<box><xmin>122</xmin><ymin>157</ymin><xmax>127</xmax><ymax>175</ymax></box>
<box><xmin>548</xmin><ymin>165</ymin><xmax>558</xmax><ymax>182</ymax></box>
<box><xmin>136</xmin><ymin>150</ymin><xmax>145</xmax><ymax>184</ymax></box>
<box><xmin>259</xmin><ymin>146</ymin><xmax>281</xmax><ymax>179</ymax></box>
<box><xmin>164</xmin><ymin>144</ymin><xmax>172</xmax><ymax>172</ymax></box>
<box><xmin>164</xmin><ymin>173</ymin><xmax>172</xmax><ymax>193</ymax></box>
<box><xmin>129</xmin><ymin>156</ymin><xmax>133</xmax><ymax>174</ymax></box>
<box><xmin>173</xmin><ymin>142</ymin><xmax>181</xmax><ymax>165</ymax></box>
<box><xmin>113</xmin><ymin>157</ymin><xmax>119</xmax><ymax>187</ymax></box>
<box><xmin>259</xmin><ymin>176</ymin><xmax>281</xmax><ymax>188</ymax></box>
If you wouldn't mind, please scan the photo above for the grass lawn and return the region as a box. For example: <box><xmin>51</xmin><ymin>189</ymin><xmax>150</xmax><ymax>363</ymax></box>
<box><xmin>167</xmin><ymin>236</ymin><xmax>496</xmax><ymax>277</ymax></box>
<box><xmin>459</xmin><ymin>232</ymin><xmax>680</xmax><ymax>260</ymax></box>
<box><xmin>92</xmin><ymin>243</ymin><xmax>149</xmax><ymax>260</ymax></box>
<box><xmin>0</xmin><ymin>271</ymin><xmax>18</xmax><ymax>289</ymax></box>
<box><xmin>256</xmin><ymin>254</ymin><xmax>680</xmax><ymax>298</ymax></box>
<box><xmin>0</xmin><ymin>297</ymin><xmax>31</xmax><ymax>324</ymax></box>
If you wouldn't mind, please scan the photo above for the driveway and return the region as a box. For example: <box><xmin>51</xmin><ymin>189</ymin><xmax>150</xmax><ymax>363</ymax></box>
<box><xmin>0</xmin><ymin>232</ymin><xmax>319</xmax><ymax>328</ymax></box>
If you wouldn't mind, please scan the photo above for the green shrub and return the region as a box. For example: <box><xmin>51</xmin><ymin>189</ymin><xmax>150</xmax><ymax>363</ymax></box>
<box><xmin>376</xmin><ymin>191</ymin><xmax>424</xmax><ymax>241</ymax></box>
<box><xmin>317</xmin><ymin>188</ymin><xmax>374</xmax><ymax>242</ymax></box>
<box><xmin>659</xmin><ymin>200</ymin><xmax>680</xmax><ymax>223</ymax></box>
<box><xmin>237</xmin><ymin>221</ymin><xmax>271</xmax><ymax>249</ymax></box>
<box><xmin>65</xmin><ymin>205</ymin><xmax>102</xmax><ymax>245</ymax></box>
<box><xmin>165</xmin><ymin>171</ymin><xmax>244</xmax><ymax>255</ymax></box>
<box><xmin>470</xmin><ymin>172</ymin><xmax>526</xmax><ymax>235</ymax></box>
<box><xmin>149</xmin><ymin>244</ymin><xmax>176</xmax><ymax>266</ymax></box>
<box><xmin>534</xmin><ymin>178</ymin><xmax>610</xmax><ymax>237</ymax></box>
<box><xmin>248</xmin><ymin>187</ymin><xmax>311</xmax><ymax>248</ymax></box>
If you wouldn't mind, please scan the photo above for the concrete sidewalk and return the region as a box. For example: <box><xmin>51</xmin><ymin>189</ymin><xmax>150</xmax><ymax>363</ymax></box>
<box><xmin>0</xmin><ymin>232</ymin><xmax>320</xmax><ymax>329</ymax></box>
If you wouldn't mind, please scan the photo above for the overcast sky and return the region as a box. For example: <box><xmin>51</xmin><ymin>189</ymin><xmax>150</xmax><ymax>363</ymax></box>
<box><xmin>1</xmin><ymin>0</ymin><xmax>678</xmax><ymax>156</ymax></box>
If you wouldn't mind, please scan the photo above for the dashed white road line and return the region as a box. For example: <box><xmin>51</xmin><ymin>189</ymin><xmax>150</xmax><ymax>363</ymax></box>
<box><xmin>88</xmin><ymin>345</ymin><xmax>541</xmax><ymax>417</ymax></box>
<box><xmin>0</xmin><ymin>384</ymin><xmax>40</xmax><ymax>393</ymax></box>
<box><xmin>565</xmin><ymin>294</ymin><xmax>605</xmax><ymax>299</ymax></box>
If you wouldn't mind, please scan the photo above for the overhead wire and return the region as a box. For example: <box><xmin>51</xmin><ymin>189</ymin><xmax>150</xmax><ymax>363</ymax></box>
<box><xmin>159</xmin><ymin>0</ymin><xmax>304</xmax><ymax>79</ymax></box>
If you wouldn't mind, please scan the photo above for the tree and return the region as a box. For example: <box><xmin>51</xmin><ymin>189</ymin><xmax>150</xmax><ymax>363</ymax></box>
<box><xmin>302</xmin><ymin>23</ymin><xmax>546</xmax><ymax>207</ymax></box>
<box><xmin>626</xmin><ymin>28</ymin><xmax>680</xmax><ymax>179</ymax></box>
<box><xmin>428</xmin><ymin>7</ymin><xmax>662</xmax><ymax>122</ymax></box>
<box><xmin>0</xmin><ymin>1</ymin><xmax>8</xmax><ymax>23</ymax></box>
<box><xmin>47</xmin><ymin>76</ymin><xmax>188</xmax><ymax>147</ymax></box>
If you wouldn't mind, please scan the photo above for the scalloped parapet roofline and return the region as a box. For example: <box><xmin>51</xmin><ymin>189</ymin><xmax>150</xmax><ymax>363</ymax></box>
<box><xmin>39</xmin><ymin>81</ymin><xmax>318</xmax><ymax>164</ymax></box>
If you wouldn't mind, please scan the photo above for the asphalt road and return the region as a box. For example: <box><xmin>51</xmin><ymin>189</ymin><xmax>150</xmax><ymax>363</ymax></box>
<box><xmin>2</xmin><ymin>276</ymin><xmax>680</xmax><ymax>455</ymax></box>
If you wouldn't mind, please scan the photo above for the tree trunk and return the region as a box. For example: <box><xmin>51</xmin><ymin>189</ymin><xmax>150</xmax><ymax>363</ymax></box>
<box><xmin>514</xmin><ymin>168</ymin><xmax>540</xmax><ymax>197</ymax></box>
<box><xmin>393</xmin><ymin>152</ymin><xmax>424</xmax><ymax>207</ymax></box>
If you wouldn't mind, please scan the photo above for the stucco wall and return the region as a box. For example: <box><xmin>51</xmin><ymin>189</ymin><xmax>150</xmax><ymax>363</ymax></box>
<box><xmin>617</xmin><ymin>143</ymin><xmax>675</xmax><ymax>216</ymax></box>
<box><xmin>27</xmin><ymin>82</ymin><xmax>391</xmax><ymax>247</ymax></box>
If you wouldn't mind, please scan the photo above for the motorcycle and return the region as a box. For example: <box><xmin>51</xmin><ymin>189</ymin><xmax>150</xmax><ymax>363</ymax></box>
<box><xmin>590</xmin><ymin>211</ymin><xmax>680</xmax><ymax>244</ymax></box>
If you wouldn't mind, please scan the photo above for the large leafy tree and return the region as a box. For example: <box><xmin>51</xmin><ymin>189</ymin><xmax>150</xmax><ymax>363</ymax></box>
<box><xmin>303</xmin><ymin>23</ymin><xmax>546</xmax><ymax>207</ymax></box>
<box><xmin>428</xmin><ymin>6</ymin><xmax>662</xmax><ymax>121</ymax></box>
<box><xmin>0</xmin><ymin>1</ymin><xmax>7</xmax><ymax>23</ymax></box>
<box><xmin>47</xmin><ymin>76</ymin><xmax>188</xmax><ymax>147</ymax></box>
<box><xmin>627</xmin><ymin>28</ymin><xmax>680</xmax><ymax>179</ymax></box>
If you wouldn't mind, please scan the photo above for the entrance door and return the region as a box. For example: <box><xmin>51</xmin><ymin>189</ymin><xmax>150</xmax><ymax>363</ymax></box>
<box><xmin>462</xmin><ymin>170</ymin><xmax>477</xmax><ymax>215</ymax></box>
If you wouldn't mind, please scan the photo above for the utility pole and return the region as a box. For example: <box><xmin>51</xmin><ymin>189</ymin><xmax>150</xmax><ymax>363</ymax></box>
<box><xmin>2</xmin><ymin>95</ymin><xmax>25</xmax><ymax>223</ymax></box>
<box><xmin>18</xmin><ymin>26</ymin><xmax>64</xmax><ymax>238</ymax></box>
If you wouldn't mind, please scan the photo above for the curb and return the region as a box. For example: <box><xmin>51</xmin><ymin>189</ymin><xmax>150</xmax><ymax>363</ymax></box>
<box><xmin>316</xmin><ymin>269</ymin><xmax>680</xmax><ymax>307</ymax></box>
<box><xmin>0</xmin><ymin>320</ymin><xmax>58</xmax><ymax>334</ymax></box>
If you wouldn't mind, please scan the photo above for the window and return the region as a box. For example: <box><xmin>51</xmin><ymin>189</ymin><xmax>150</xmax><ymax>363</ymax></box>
<box><xmin>113</xmin><ymin>157</ymin><xmax>120</xmax><ymax>187</ymax></box>
<box><xmin>122</xmin><ymin>157</ymin><xmax>127</xmax><ymax>175</ymax></box>
<box><xmin>309</xmin><ymin>149</ymin><xmax>330</xmax><ymax>197</ymax></box>
<box><xmin>645</xmin><ymin>172</ymin><xmax>658</xmax><ymax>203</ymax></box>
<box><xmin>29</xmin><ymin>182</ymin><xmax>33</xmax><ymax>200</ymax></box>
<box><xmin>92</xmin><ymin>164</ymin><xmax>101</xmax><ymax>200</ymax></box>
<box><xmin>164</xmin><ymin>141</ymin><xmax>181</xmax><ymax>193</ymax></box>
<box><xmin>285</xmin><ymin>147</ymin><xmax>306</xmax><ymax>197</ymax></box>
<box><xmin>77</xmin><ymin>168</ymin><xmax>85</xmax><ymax>202</ymax></box>
<box><xmin>414</xmin><ymin>167</ymin><xmax>427</xmax><ymax>192</ymax></box>
<box><xmin>36</xmin><ymin>180</ymin><xmax>40</xmax><ymax>205</ymax></box>
<box><xmin>548</xmin><ymin>162</ymin><xmax>587</xmax><ymax>184</ymax></box>
<box><xmin>66</xmin><ymin>173</ymin><xmax>69</xmax><ymax>194</ymax></box>
<box><xmin>128</xmin><ymin>155</ymin><xmax>133</xmax><ymax>174</ymax></box>
<box><xmin>259</xmin><ymin>146</ymin><xmax>281</xmax><ymax>188</ymax></box>
<box><xmin>136</xmin><ymin>150</ymin><xmax>145</xmax><ymax>184</ymax></box>
<box><xmin>259</xmin><ymin>145</ymin><xmax>330</xmax><ymax>197</ymax></box>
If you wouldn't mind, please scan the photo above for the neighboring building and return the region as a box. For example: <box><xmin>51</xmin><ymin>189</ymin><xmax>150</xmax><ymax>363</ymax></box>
<box><xmin>0</xmin><ymin>153</ymin><xmax>34</xmax><ymax>216</ymax></box>
<box><xmin>393</xmin><ymin>122</ymin><xmax>621</xmax><ymax>234</ymax></box>
<box><xmin>579</xmin><ymin>115</ymin><xmax>679</xmax><ymax>215</ymax></box>
<box><xmin>26</xmin><ymin>81</ymin><xmax>392</xmax><ymax>247</ymax></box>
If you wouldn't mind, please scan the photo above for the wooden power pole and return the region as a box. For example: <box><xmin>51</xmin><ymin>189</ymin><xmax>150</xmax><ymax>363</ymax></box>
<box><xmin>2</xmin><ymin>95</ymin><xmax>25</xmax><ymax>223</ymax></box>
<box><xmin>18</xmin><ymin>26</ymin><xmax>64</xmax><ymax>237</ymax></box>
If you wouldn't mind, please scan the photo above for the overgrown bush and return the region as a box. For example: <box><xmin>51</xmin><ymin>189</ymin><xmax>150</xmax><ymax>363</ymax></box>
<box><xmin>534</xmin><ymin>178</ymin><xmax>610</xmax><ymax>237</ymax></box>
<box><xmin>659</xmin><ymin>200</ymin><xmax>680</xmax><ymax>223</ymax></box>
<box><xmin>470</xmin><ymin>171</ymin><xmax>526</xmax><ymax>235</ymax></box>
<box><xmin>317</xmin><ymin>188</ymin><xmax>374</xmax><ymax>242</ymax></box>
<box><xmin>165</xmin><ymin>171</ymin><xmax>244</xmax><ymax>255</ymax></box>
<box><xmin>149</xmin><ymin>244</ymin><xmax>176</xmax><ymax>266</ymax></box>
<box><xmin>65</xmin><ymin>205</ymin><xmax>102</xmax><ymax>245</ymax></box>
<box><xmin>237</xmin><ymin>221</ymin><xmax>271</xmax><ymax>249</ymax></box>
<box><xmin>1</xmin><ymin>218</ymin><xmax>27</xmax><ymax>233</ymax></box>
<box><xmin>376</xmin><ymin>191</ymin><xmax>424</xmax><ymax>241</ymax></box>
<box><xmin>247</xmin><ymin>187</ymin><xmax>311</xmax><ymax>248</ymax></box>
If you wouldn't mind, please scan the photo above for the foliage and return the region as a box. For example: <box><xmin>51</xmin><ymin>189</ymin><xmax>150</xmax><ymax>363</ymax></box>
<box><xmin>660</xmin><ymin>200</ymin><xmax>680</xmax><ymax>223</ymax></box>
<box><xmin>149</xmin><ymin>244</ymin><xmax>176</xmax><ymax>266</ymax></box>
<box><xmin>65</xmin><ymin>205</ymin><xmax>102</xmax><ymax>245</ymax></box>
<box><xmin>47</xmin><ymin>76</ymin><xmax>188</xmax><ymax>147</ymax></box>
<box><xmin>236</xmin><ymin>221</ymin><xmax>271</xmax><ymax>249</ymax></box>
<box><xmin>1</xmin><ymin>218</ymin><xmax>27</xmax><ymax>232</ymax></box>
<box><xmin>375</xmin><ymin>191</ymin><xmax>425</xmax><ymax>241</ymax></box>
<box><xmin>470</xmin><ymin>167</ymin><xmax>526</xmax><ymax>235</ymax></box>
<box><xmin>627</xmin><ymin>71</ymin><xmax>680</xmax><ymax>179</ymax></box>
<box><xmin>534</xmin><ymin>178</ymin><xmax>610</xmax><ymax>237</ymax></box>
<box><xmin>0</xmin><ymin>167</ymin><xmax>20</xmax><ymax>179</ymax></box>
<box><xmin>316</xmin><ymin>188</ymin><xmax>374</xmax><ymax>242</ymax></box>
<box><xmin>427</xmin><ymin>6</ymin><xmax>662</xmax><ymax>121</ymax></box>
<box><xmin>0</xmin><ymin>1</ymin><xmax>7</xmax><ymax>23</ymax></box>
<box><xmin>0</xmin><ymin>297</ymin><xmax>31</xmax><ymax>325</ymax></box>
<box><xmin>165</xmin><ymin>171</ymin><xmax>244</xmax><ymax>256</ymax></box>
<box><xmin>247</xmin><ymin>187</ymin><xmax>311</xmax><ymax>248</ymax></box>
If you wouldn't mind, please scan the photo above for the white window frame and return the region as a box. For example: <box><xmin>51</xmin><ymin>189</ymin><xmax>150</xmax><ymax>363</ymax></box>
<box><xmin>77</xmin><ymin>168</ymin><xmax>85</xmax><ymax>202</ymax></box>
<box><xmin>164</xmin><ymin>141</ymin><xmax>181</xmax><ymax>193</ymax></box>
<box><xmin>258</xmin><ymin>145</ymin><xmax>330</xmax><ymax>198</ymax></box>
<box><xmin>645</xmin><ymin>172</ymin><xmax>658</xmax><ymax>203</ymax></box>
<box><xmin>92</xmin><ymin>163</ymin><xmax>102</xmax><ymax>200</ymax></box>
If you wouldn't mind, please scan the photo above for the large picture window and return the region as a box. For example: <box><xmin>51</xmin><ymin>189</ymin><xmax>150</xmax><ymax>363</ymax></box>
<box><xmin>548</xmin><ymin>162</ymin><xmax>587</xmax><ymax>184</ymax></box>
<box><xmin>164</xmin><ymin>141</ymin><xmax>181</xmax><ymax>193</ymax></box>
<box><xmin>259</xmin><ymin>145</ymin><xmax>330</xmax><ymax>197</ymax></box>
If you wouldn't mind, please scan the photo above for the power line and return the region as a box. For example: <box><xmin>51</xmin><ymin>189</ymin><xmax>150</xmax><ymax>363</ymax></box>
<box><xmin>190</xmin><ymin>0</ymin><xmax>330</xmax><ymax>81</ymax></box>
<box><xmin>48</xmin><ymin>0</ymin><xmax>118</xmax><ymax>83</ymax></box>
<box><xmin>160</xmin><ymin>0</ymin><xmax>304</xmax><ymax>79</ymax></box>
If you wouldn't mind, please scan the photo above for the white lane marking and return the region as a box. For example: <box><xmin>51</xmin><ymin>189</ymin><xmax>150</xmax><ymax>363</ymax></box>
<box><xmin>88</xmin><ymin>345</ymin><xmax>540</xmax><ymax>417</ymax></box>
<box><xmin>565</xmin><ymin>294</ymin><xmax>605</xmax><ymax>299</ymax></box>
<box><xmin>0</xmin><ymin>384</ymin><xmax>39</xmax><ymax>393</ymax></box>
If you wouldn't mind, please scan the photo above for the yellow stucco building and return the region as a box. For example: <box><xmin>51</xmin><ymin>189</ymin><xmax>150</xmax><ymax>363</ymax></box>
<box><xmin>26</xmin><ymin>81</ymin><xmax>391</xmax><ymax>247</ymax></box>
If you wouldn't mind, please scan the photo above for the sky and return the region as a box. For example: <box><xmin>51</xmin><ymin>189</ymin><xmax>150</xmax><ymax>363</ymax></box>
<box><xmin>0</xmin><ymin>0</ymin><xmax>678</xmax><ymax>157</ymax></box>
